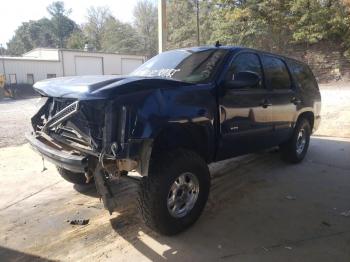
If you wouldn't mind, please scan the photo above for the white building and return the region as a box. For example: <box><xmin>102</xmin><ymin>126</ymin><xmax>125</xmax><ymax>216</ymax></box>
<box><xmin>0</xmin><ymin>48</ymin><xmax>145</xmax><ymax>85</ymax></box>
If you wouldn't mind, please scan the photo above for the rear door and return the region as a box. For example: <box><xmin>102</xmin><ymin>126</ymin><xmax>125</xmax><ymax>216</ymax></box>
<box><xmin>260</xmin><ymin>54</ymin><xmax>298</xmax><ymax>144</ymax></box>
<box><xmin>217</xmin><ymin>52</ymin><xmax>274</xmax><ymax>160</ymax></box>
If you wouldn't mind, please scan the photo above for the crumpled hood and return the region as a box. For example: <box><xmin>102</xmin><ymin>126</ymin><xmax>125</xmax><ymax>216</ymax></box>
<box><xmin>33</xmin><ymin>75</ymin><xmax>193</xmax><ymax>99</ymax></box>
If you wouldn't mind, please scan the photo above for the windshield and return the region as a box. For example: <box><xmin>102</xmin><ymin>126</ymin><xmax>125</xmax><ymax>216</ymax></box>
<box><xmin>130</xmin><ymin>49</ymin><xmax>228</xmax><ymax>84</ymax></box>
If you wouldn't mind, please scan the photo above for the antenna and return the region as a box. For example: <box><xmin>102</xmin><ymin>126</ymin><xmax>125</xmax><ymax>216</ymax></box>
<box><xmin>215</xmin><ymin>41</ymin><xmax>222</xmax><ymax>47</ymax></box>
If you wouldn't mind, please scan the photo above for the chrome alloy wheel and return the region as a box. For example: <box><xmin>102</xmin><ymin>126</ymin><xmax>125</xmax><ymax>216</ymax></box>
<box><xmin>296</xmin><ymin>128</ymin><xmax>307</xmax><ymax>155</ymax></box>
<box><xmin>167</xmin><ymin>172</ymin><xmax>200</xmax><ymax>218</ymax></box>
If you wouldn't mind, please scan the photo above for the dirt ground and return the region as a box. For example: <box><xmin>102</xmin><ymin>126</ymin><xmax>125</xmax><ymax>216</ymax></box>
<box><xmin>315</xmin><ymin>82</ymin><xmax>350</xmax><ymax>138</ymax></box>
<box><xmin>0</xmin><ymin>82</ymin><xmax>350</xmax><ymax>261</ymax></box>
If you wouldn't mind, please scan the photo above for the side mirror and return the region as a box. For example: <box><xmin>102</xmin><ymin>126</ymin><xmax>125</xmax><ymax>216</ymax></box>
<box><xmin>224</xmin><ymin>71</ymin><xmax>261</xmax><ymax>89</ymax></box>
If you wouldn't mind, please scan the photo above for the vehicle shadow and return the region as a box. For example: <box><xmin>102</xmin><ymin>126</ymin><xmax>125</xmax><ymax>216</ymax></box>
<box><xmin>73</xmin><ymin>183</ymin><xmax>99</xmax><ymax>198</ymax></box>
<box><xmin>73</xmin><ymin>176</ymin><xmax>140</xmax><ymax>199</ymax></box>
<box><xmin>108</xmin><ymin>150</ymin><xmax>284</xmax><ymax>261</ymax></box>
<box><xmin>107</xmin><ymin>137</ymin><xmax>350</xmax><ymax>261</ymax></box>
<box><xmin>0</xmin><ymin>245</ymin><xmax>53</xmax><ymax>261</ymax></box>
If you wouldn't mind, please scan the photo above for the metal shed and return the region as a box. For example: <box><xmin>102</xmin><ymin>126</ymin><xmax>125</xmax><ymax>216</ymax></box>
<box><xmin>0</xmin><ymin>48</ymin><xmax>145</xmax><ymax>85</ymax></box>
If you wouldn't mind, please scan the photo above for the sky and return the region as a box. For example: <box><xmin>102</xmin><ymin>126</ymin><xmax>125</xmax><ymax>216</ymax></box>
<box><xmin>0</xmin><ymin>0</ymin><xmax>157</xmax><ymax>47</ymax></box>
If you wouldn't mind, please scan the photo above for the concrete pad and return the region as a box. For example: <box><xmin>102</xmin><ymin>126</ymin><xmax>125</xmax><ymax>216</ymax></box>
<box><xmin>0</xmin><ymin>136</ymin><xmax>350</xmax><ymax>261</ymax></box>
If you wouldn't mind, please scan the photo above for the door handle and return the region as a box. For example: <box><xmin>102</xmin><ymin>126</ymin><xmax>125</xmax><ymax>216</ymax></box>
<box><xmin>260</xmin><ymin>99</ymin><xmax>272</xmax><ymax>108</ymax></box>
<box><xmin>291</xmin><ymin>97</ymin><xmax>302</xmax><ymax>105</ymax></box>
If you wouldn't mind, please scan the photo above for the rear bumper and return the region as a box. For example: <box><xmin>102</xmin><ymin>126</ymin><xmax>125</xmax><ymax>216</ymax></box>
<box><xmin>25</xmin><ymin>132</ymin><xmax>88</xmax><ymax>173</ymax></box>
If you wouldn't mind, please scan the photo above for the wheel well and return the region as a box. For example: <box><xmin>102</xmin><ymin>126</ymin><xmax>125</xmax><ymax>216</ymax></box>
<box><xmin>298</xmin><ymin>111</ymin><xmax>314</xmax><ymax>130</ymax></box>
<box><xmin>151</xmin><ymin>125</ymin><xmax>212</xmax><ymax>163</ymax></box>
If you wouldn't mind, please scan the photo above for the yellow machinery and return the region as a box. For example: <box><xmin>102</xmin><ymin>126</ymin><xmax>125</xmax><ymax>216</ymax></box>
<box><xmin>0</xmin><ymin>74</ymin><xmax>16</xmax><ymax>99</ymax></box>
<box><xmin>0</xmin><ymin>74</ymin><xmax>5</xmax><ymax>88</ymax></box>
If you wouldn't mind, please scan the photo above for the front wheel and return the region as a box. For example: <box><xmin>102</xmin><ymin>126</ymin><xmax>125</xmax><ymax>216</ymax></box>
<box><xmin>280</xmin><ymin>118</ymin><xmax>311</xmax><ymax>163</ymax></box>
<box><xmin>138</xmin><ymin>149</ymin><xmax>210</xmax><ymax>235</ymax></box>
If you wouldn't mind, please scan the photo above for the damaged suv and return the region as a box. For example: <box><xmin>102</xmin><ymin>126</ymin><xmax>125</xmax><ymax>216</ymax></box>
<box><xmin>27</xmin><ymin>46</ymin><xmax>321</xmax><ymax>235</ymax></box>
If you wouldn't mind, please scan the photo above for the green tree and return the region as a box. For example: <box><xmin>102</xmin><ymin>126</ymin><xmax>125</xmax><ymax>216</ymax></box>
<box><xmin>209</xmin><ymin>0</ymin><xmax>292</xmax><ymax>51</ymax></box>
<box><xmin>47</xmin><ymin>1</ymin><xmax>77</xmax><ymax>48</ymax></box>
<box><xmin>7</xmin><ymin>19</ymin><xmax>57</xmax><ymax>55</ymax></box>
<box><xmin>133</xmin><ymin>0</ymin><xmax>158</xmax><ymax>58</ymax></box>
<box><xmin>7</xmin><ymin>22</ymin><xmax>34</xmax><ymax>55</ymax></box>
<box><xmin>29</xmin><ymin>18</ymin><xmax>57</xmax><ymax>48</ymax></box>
<box><xmin>101</xmin><ymin>16</ymin><xmax>143</xmax><ymax>54</ymax></box>
<box><xmin>83</xmin><ymin>6</ymin><xmax>112</xmax><ymax>50</ymax></box>
<box><xmin>207</xmin><ymin>0</ymin><xmax>350</xmax><ymax>53</ymax></box>
<box><xmin>66</xmin><ymin>29</ymin><xmax>87</xmax><ymax>49</ymax></box>
<box><xmin>166</xmin><ymin>0</ymin><xmax>217</xmax><ymax>50</ymax></box>
<box><xmin>198</xmin><ymin>1</ymin><xmax>216</xmax><ymax>45</ymax></box>
<box><xmin>166</xmin><ymin>0</ymin><xmax>198</xmax><ymax>49</ymax></box>
<box><xmin>289</xmin><ymin>0</ymin><xmax>329</xmax><ymax>44</ymax></box>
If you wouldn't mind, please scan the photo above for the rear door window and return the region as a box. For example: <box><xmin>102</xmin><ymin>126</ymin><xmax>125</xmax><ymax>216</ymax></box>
<box><xmin>288</xmin><ymin>60</ymin><xmax>318</xmax><ymax>91</ymax></box>
<box><xmin>261</xmin><ymin>55</ymin><xmax>291</xmax><ymax>90</ymax></box>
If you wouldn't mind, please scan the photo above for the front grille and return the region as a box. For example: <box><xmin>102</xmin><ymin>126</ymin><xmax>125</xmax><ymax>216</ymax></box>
<box><xmin>44</xmin><ymin>101</ymin><xmax>79</xmax><ymax>130</ymax></box>
<box><xmin>41</xmin><ymin>98</ymin><xmax>106</xmax><ymax>151</ymax></box>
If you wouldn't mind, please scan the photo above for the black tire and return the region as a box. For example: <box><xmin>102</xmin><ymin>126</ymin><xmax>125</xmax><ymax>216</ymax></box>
<box><xmin>138</xmin><ymin>149</ymin><xmax>210</xmax><ymax>235</ymax></box>
<box><xmin>57</xmin><ymin>167</ymin><xmax>92</xmax><ymax>185</ymax></box>
<box><xmin>280</xmin><ymin>118</ymin><xmax>311</xmax><ymax>163</ymax></box>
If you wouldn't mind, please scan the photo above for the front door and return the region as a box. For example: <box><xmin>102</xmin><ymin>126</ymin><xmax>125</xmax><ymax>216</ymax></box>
<box><xmin>216</xmin><ymin>52</ymin><xmax>274</xmax><ymax>161</ymax></box>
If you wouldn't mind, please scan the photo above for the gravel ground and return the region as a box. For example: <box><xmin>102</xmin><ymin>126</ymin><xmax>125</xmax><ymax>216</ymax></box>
<box><xmin>0</xmin><ymin>82</ymin><xmax>349</xmax><ymax>148</ymax></box>
<box><xmin>0</xmin><ymin>97</ymin><xmax>38</xmax><ymax>148</ymax></box>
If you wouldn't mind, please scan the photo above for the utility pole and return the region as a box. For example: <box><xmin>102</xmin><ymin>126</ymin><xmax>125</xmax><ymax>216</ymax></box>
<box><xmin>196</xmin><ymin>0</ymin><xmax>200</xmax><ymax>46</ymax></box>
<box><xmin>158</xmin><ymin>0</ymin><xmax>167</xmax><ymax>53</ymax></box>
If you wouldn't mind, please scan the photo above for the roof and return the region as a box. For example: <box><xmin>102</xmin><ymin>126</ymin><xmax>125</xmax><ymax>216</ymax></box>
<box><xmin>0</xmin><ymin>47</ymin><xmax>146</xmax><ymax>62</ymax></box>
<box><xmin>23</xmin><ymin>47</ymin><xmax>146</xmax><ymax>57</ymax></box>
<box><xmin>177</xmin><ymin>45</ymin><xmax>242</xmax><ymax>52</ymax></box>
<box><xmin>0</xmin><ymin>56</ymin><xmax>59</xmax><ymax>62</ymax></box>
<box><xmin>177</xmin><ymin>45</ymin><xmax>305</xmax><ymax>65</ymax></box>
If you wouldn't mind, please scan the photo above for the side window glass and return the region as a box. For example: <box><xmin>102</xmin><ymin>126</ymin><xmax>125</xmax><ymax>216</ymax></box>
<box><xmin>262</xmin><ymin>55</ymin><xmax>291</xmax><ymax>90</ymax></box>
<box><xmin>226</xmin><ymin>53</ymin><xmax>263</xmax><ymax>88</ymax></box>
<box><xmin>288</xmin><ymin>60</ymin><xmax>317</xmax><ymax>91</ymax></box>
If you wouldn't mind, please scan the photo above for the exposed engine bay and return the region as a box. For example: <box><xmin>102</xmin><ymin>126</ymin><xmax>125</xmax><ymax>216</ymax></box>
<box><xmin>28</xmin><ymin>96</ymin><xmax>150</xmax><ymax>213</ymax></box>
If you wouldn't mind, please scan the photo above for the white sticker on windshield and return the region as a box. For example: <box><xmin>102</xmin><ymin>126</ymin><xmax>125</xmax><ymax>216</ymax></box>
<box><xmin>136</xmin><ymin>68</ymin><xmax>181</xmax><ymax>78</ymax></box>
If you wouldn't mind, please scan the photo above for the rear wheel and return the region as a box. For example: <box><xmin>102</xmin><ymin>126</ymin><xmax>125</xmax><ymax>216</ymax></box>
<box><xmin>56</xmin><ymin>167</ymin><xmax>92</xmax><ymax>185</ymax></box>
<box><xmin>138</xmin><ymin>149</ymin><xmax>210</xmax><ymax>235</ymax></box>
<box><xmin>280</xmin><ymin>118</ymin><xmax>311</xmax><ymax>163</ymax></box>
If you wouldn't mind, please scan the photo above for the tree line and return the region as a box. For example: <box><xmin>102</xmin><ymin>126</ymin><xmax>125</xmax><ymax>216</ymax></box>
<box><xmin>4</xmin><ymin>0</ymin><xmax>350</xmax><ymax>59</ymax></box>
<box><xmin>5</xmin><ymin>1</ymin><xmax>158</xmax><ymax>58</ymax></box>
<box><xmin>167</xmin><ymin>0</ymin><xmax>350</xmax><ymax>56</ymax></box>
